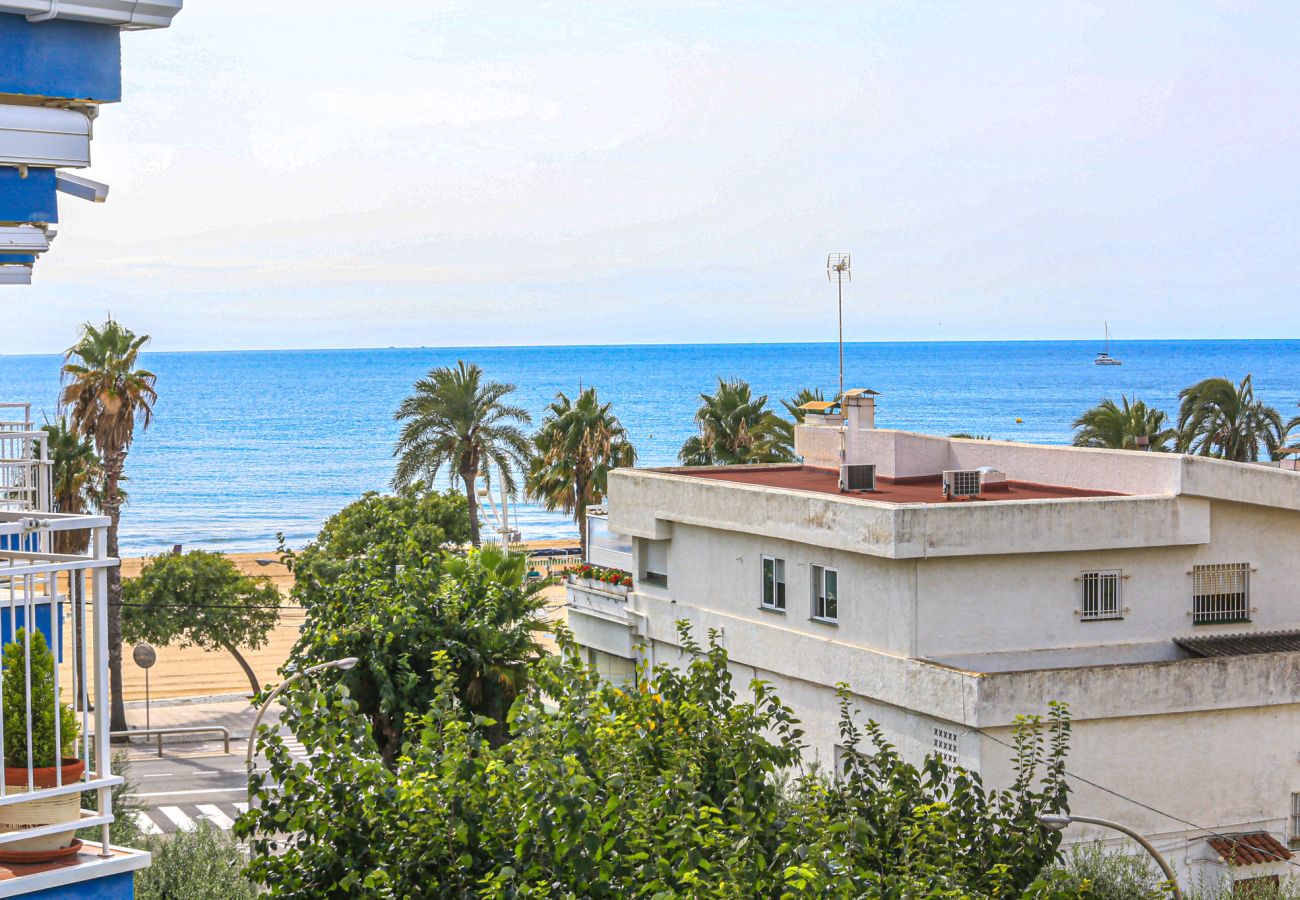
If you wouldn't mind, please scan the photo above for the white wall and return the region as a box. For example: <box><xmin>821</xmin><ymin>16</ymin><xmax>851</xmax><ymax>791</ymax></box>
<box><xmin>915</xmin><ymin>499</ymin><xmax>1300</xmax><ymax>659</ymax></box>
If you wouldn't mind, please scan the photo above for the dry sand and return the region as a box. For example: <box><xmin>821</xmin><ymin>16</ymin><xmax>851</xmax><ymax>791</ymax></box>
<box><xmin>61</xmin><ymin>548</ymin><xmax>570</xmax><ymax>702</ymax></box>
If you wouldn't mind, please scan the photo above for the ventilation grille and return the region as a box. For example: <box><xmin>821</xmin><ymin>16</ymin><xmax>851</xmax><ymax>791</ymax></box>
<box><xmin>943</xmin><ymin>469</ymin><xmax>982</xmax><ymax>498</ymax></box>
<box><xmin>839</xmin><ymin>464</ymin><xmax>876</xmax><ymax>492</ymax></box>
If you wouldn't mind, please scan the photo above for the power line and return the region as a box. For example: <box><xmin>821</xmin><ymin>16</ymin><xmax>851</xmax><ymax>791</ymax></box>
<box><xmin>974</xmin><ymin>726</ymin><xmax>1300</xmax><ymax>869</ymax></box>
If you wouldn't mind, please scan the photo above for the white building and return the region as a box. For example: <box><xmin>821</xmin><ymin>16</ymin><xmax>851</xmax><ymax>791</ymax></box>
<box><xmin>567</xmin><ymin>389</ymin><xmax>1300</xmax><ymax>891</ymax></box>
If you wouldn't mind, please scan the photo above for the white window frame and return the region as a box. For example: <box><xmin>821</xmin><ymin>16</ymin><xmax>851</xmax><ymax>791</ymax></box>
<box><xmin>1080</xmin><ymin>569</ymin><xmax>1122</xmax><ymax>621</ymax></box>
<box><xmin>811</xmin><ymin>564</ymin><xmax>838</xmax><ymax>623</ymax></box>
<box><xmin>1192</xmin><ymin>563</ymin><xmax>1251</xmax><ymax>624</ymax></box>
<box><xmin>761</xmin><ymin>555</ymin><xmax>786</xmax><ymax>612</ymax></box>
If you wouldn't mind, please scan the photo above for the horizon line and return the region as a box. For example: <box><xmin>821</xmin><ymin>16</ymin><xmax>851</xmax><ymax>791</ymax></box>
<box><xmin>4</xmin><ymin>335</ymin><xmax>1300</xmax><ymax>359</ymax></box>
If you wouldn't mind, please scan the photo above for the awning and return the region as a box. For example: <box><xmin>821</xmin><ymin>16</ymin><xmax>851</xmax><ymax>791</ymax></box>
<box><xmin>1175</xmin><ymin>630</ymin><xmax>1300</xmax><ymax>657</ymax></box>
<box><xmin>0</xmin><ymin>224</ymin><xmax>52</xmax><ymax>254</ymax></box>
<box><xmin>1208</xmin><ymin>833</ymin><xmax>1292</xmax><ymax>866</ymax></box>
<box><xmin>0</xmin><ymin>104</ymin><xmax>92</xmax><ymax>167</ymax></box>
<box><xmin>799</xmin><ymin>401</ymin><xmax>839</xmax><ymax>412</ymax></box>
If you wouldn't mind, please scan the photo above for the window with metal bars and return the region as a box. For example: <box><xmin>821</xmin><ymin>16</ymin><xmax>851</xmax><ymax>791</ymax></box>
<box><xmin>1080</xmin><ymin>570</ymin><xmax>1122</xmax><ymax>621</ymax></box>
<box><xmin>1192</xmin><ymin>563</ymin><xmax>1251</xmax><ymax>624</ymax></box>
<box><xmin>1291</xmin><ymin>793</ymin><xmax>1300</xmax><ymax>848</ymax></box>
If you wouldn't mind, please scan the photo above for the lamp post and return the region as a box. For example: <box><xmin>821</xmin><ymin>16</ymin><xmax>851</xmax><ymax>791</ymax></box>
<box><xmin>245</xmin><ymin>657</ymin><xmax>359</xmax><ymax>801</ymax></box>
<box><xmin>1039</xmin><ymin>814</ymin><xmax>1182</xmax><ymax>899</ymax></box>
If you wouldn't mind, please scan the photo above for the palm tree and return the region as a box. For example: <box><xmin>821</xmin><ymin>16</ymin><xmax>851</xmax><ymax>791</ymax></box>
<box><xmin>1176</xmin><ymin>375</ymin><xmax>1287</xmax><ymax>461</ymax></box>
<box><xmin>1072</xmin><ymin>396</ymin><xmax>1176</xmax><ymax>451</ymax></box>
<box><xmin>526</xmin><ymin>387</ymin><xmax>636</xmax><ymax>551</ymax></box>
<box><xmin>392</xmin><ymin>361</ymin><xmax>532</xmax><ymax>546</ymax></box>
<box><xmin>41</xmin><ymin>418</ymin><xmax>103</xmax><ymax>710</ymax></box>
<box><xmin>61</xmin><ymin>319</ymin><xmax>157</xmax><ymax>735</ymax></box>
<box><xmin>678</xmin><ymin>378</ymin><xmax>796</xmax><ymax>466</ymax></box>
<box><xmin>781</xmin><ymin>387</ymin><xmax>828</xmax><ymax>424</ymax></box>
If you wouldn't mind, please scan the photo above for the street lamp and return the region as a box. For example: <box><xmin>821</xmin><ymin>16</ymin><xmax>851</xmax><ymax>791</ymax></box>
<box><xmin>245</xmin><ymin>657</ymin><xmax>360</xmax><ymax>799</ymax></box>
<box><xmin>1039</xmin><ymin>814</ymin><xmax>1182</xmax><ymax>899</ymax></box>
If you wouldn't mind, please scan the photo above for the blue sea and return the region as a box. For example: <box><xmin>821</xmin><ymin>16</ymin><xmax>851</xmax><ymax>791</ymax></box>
<box><xmin>1</xmin><ymin>341</ymin><xmax>1297</xmax><ymax>555</ymax></box>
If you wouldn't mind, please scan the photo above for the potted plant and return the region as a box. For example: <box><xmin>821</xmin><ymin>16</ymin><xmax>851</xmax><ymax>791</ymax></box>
<box><xmin>0</xmin><ymin>628</ymin><xmax>83</xmax><ymax>863</ymax></box>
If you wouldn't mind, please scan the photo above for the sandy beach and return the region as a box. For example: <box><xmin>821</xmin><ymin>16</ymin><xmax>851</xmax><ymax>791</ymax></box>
<box><xmin>62</xmin><ymin>548</ymin><xmax>572</xmax><ymax>702</ymax></box>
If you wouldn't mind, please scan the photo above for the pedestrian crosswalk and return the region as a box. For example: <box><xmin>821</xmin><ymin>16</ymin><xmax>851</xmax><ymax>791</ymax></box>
<box><xmin>133</xmin><ymin>801</ymin><xmax>249</xmax><ymax>836</ymax></box>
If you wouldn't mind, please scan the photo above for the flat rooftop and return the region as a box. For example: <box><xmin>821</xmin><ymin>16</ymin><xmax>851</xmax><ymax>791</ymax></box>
<box><xmin>670</xmin><ymin>466</ymin><xmax>1123</xmax><ymax>505</ymax></box>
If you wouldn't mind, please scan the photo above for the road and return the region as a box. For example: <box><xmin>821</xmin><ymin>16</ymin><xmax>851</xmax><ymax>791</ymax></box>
<box><xmin>121</xmin><ymin>735</ymin><xmax>305</xmax><ymax>835</ymax></box>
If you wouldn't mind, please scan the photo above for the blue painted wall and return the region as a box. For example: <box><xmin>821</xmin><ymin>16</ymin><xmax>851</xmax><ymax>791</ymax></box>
<box><xmin>14</xmin><ymin>870</ymin><xmax>135</xmax><ymax>899</ymax></box>
<box><xmin>0</xmin><ymin>602</ymin><xmax>65</xmax><ymax>664</ymax></box>
<box><xmin>0</xmin><ymin>14</ymin><xmax>121</xmax><ymax>103</ymax></box>
<box><xmin>0</xmin><ymin>254</ymin><xmax>38</xmax><ymax>264</ymax></box>
<box><xmin>0</xmin><ymin>167</ymin><xmax>58</xmax><ymax>224</ymax></box>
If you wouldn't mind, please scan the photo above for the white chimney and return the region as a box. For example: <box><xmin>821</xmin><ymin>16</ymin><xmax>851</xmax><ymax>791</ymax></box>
<box><xmin>842</xmin><ymin>388</ymin><xmax>878</xmax><ymax>433</ymax></box>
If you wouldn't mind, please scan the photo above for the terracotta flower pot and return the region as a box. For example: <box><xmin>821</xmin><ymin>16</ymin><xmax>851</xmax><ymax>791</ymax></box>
<box><xmin>0</xmin><ymin>758</ymin><xmax>86</xmax><ymax>863</ymax></box>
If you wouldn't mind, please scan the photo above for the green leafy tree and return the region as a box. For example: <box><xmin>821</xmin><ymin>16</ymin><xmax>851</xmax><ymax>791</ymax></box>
<box><xmin>122</xmin><ymin>551</ymin><xmax>280</xmax><ymax>694</ymax></box>
<box><xmin>1177</xmin><ymin>375</ymin><xmax>1288</xmax><ymax>461</ymax></box>
<box><xmin>3</xmin><ymin>630</ymin><xmax>78</xmax><ymax>767</ymax></box>
<box><xmin>525</xmin><ymin>387</ymin><xmax>636</xmax><ymax>550</ymax></box>
<box><xmin>679</xmin><ymin>378</ymin><xmax>796</xmax><ymax>465</ymax></box>
<box><xmin>282</xmin><ymin>545</ymin><xmax>546</xmax><ymax>765</ymax></box>
<box><xmin>283</xmin><ymin>490</ymin><xmax>470</xmax><ymax>609</ymax></box>
<box><xmin>41</xmin><ymin>417</ymin><xmax>103</xmax><ymax>710</ymax></box>
<box><xmin>1072</xmin><ymin>396</ymin><xmax>1176</xmax><ymax>451</ymax></box>
<box><xmin>238</xmin><ymin>626</ymin><xmax>1077</xmax><ymax>898</ymax></box>
<box><xmin>392</xmin><ymin>361</ymin><xmax>532</xmax><ymax>547</ymax></box>
<box><xmin>60</xmin><ymin>318</ymin><xmax>157</xmax><ymax>735</ymax></box>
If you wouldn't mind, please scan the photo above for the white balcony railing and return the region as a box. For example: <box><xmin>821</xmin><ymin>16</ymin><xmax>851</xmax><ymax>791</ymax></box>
<box><xmin>0</xmin><ymin>417</ymin><xmax>119</xmax><ymax>859</ymax></box>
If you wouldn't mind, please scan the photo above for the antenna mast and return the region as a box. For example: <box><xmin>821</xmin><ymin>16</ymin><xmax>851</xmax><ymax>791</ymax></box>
<box><xmin>827</xmin><ymin>253</ymin><xmax>851</xmax><ymax>442</ymax></box>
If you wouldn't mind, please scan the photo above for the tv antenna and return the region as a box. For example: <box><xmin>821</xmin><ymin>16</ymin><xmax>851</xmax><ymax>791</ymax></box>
<box><xmin>827</xmin><ymin>253</ymin><xmax>850</xmax><ymax>409</ymax></box>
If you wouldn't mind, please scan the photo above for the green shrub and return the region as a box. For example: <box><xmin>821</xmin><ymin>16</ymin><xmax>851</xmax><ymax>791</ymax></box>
<box><xmin>2</xmin><ymin>629</ymin><xmax>78</xmax><ymax>767</ymax></box>
<box><xmin>135</xmin><ymin>824</ymin><xmax>257</xmax><ymax>900</ymax></box>
<box><xmin>241</xmin><ymin>624</ymin><xmax>1080</xmax><ymax>898</ymax></box>
<box><xmin>1050</xmin><ymin>842</ymin><xmax>1166</xmax><ymax>899</ymax></box>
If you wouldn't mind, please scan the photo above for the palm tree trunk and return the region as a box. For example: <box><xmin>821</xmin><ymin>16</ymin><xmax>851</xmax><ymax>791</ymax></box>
<box><xmin>462</xmin><ymin>467</ymin><xmax>481</xmax><ymax>547</ymax></box>
<box><xmin>575</xmin><ymin>476</ymin><xmax>589</xmax><ymax>555</ymax></box>
<box><xmin>222</xmin><ymin>641</ymin><xmax>261</xmax><ymax>695</ymax></box>
<box><xmin>104</xmin><ymin>456</ymin><xmax>128</xmax><ymax>738</ymax></box>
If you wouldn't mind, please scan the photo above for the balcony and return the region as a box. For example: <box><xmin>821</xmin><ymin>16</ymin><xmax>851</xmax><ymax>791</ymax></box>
<box><xmin>0</xmin><ymin>409</ymin><xmax>146</xmax><ymax>895</ymax></box>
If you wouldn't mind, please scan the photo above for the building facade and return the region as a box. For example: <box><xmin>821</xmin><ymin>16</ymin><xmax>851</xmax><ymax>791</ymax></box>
<box><xmin>568</xmin><ymin>390</ymin><xmax>1300</xmax><ymax>889</ymax></box>
<box><xmin>0</xmin><ymin>1</ymin><xmax>181</xmax><ymax>285</ymax></box>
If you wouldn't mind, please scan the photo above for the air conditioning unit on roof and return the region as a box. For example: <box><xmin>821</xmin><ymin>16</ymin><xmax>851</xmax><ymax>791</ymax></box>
<box><xmin>839</xmin><ymin>463</ymin><xmax>876</xmax><ymax>493</ymax></box>
<box><xmin>943</xmin><ymin>469</ymin><xmax>982</xmax><ymax>499</ymax></box>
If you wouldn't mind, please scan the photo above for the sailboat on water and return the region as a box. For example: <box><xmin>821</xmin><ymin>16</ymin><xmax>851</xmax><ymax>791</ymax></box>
<box><xmin>1094</xmin><ymin>322</ymin><xmax>1122</xmax><ymax>366</ymax></box>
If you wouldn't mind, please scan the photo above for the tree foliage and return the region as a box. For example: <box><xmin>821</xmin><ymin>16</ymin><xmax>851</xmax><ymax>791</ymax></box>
<box><xmin>122</xmin><ymin>550</ymin><xmax>281</xmax><ymax>694</ymax></box>
<box><xmin>281</xmin><ymin>544</ymin><xmax>546</xmax><ymax>765</ymax></box>
<box><xmin>1071</xmin><ymin>396</ymin><xmax>1176</xmax><ymax>451</ymax></box>
<box><xmin>679</xmin><ymin>378</ymin><xmax>797</xmax><ymax>466</ymax></box>
<box><xmin>285</xmin><ymin>490</ymin><xmax>470</xmax><ymax>609</ymax></box>
<box><xmin>1177</xmin><ymin>375</ymin><xmax>1289</xmax><ymax>461</ymax></box>
<box><xmin>526</xmin><ymin>387</ymin><xmax>636</xmax><ymax>549</ymax></box>
<box><xmin>239</xmin><ymin>626</ymin><xmax>1077</xmax><ymax>899</ymax></box>
<box><xmin>2</xmin><ymin>630</ymin><xmax>78</xmax><ymax>767</ymax></box>
<box><xmin>391</xmin><ymin>361</ymin><xmax>532</xmax><ymax>546</ymax></box>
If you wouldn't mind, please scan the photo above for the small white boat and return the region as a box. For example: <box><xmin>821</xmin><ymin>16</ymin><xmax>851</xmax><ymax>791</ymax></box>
<box><xmin>1095</xmin><ymin>322</ymin><xmax>1122</xmax><ymax>366</ymax></box>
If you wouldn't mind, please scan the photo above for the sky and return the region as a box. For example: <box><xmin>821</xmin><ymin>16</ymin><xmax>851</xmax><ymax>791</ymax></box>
<box><xmin>12</xmin><ymin>0</ymin><xmax>1300</xmax><ymax>352</ymax></box>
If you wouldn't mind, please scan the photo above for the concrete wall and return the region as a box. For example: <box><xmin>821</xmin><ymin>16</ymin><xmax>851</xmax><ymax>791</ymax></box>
<box><xmin>915</xmin><ymin>499</ymin><xmax>1300</xmax><ymax>658</ymax></box>
<box><xmin>978</xmin><ymin>704</ymin><xmax>1300</xmax><ymax>883</ymax></box>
